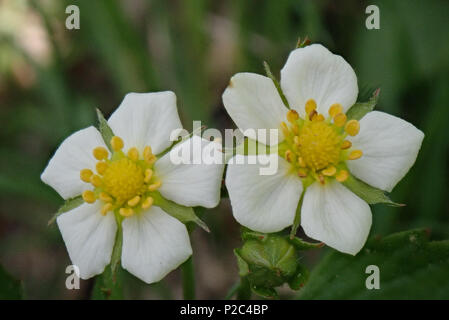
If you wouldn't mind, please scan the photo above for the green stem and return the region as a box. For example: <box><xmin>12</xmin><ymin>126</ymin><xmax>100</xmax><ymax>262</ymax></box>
<box><xmin>181</xmin><ymin>257</ymin><xmax>195</xmax><ymax>300</ymax></box>
<box><xmin>236</xmin><ymin>277</ymin><xmax>251</xmax><ymax>300</ymax></box>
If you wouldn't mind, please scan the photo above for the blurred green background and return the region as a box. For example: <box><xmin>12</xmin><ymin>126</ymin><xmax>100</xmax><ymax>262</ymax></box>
<box><xmin>0</xmin><ymin>0</ymin><xmax>448</xmax><ymax>299</ymax></box>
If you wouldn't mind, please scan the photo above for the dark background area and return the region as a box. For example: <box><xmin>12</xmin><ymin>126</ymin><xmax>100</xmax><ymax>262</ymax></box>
<box><xmin>0</xmin><ymin>0</ymin><xmax>448</xmax><ymax>299</ymax></box>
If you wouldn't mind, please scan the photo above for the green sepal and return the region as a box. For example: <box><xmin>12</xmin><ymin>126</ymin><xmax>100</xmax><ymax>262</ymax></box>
<box><xmin>234</xmin><ymin>249</ymin><xmax>250</xmax><ymax>277</ymax></box>
<box><xmin>251</xmin><ymin>286</ymin><xmax>279</xmax><ymax>300</ymax></box>
<box><xmin>343</xmin><ymin>174</ymin><xmax>403</xmax><ymax>206</ymax></box>
<box><xmin>96</xmin><ymin>108</ymin><xmax>114</xmax><ymax>151</ymax></box>
<box><xmin>289</xmin><ymin>191</ymin><xmax>304</xmax><ymax>238</ymax></box>
<box><xmin>263</xmin><ymin>61</ymin><xmax>290</xmax><ymax>109</ymax></box>
<box><xmin>48</xmin><ymin>196</ymin><xmax>84</xmax><ymax>226</ymax></box>
<box><xmin>241</xmin><ymin>228</ymin><xmax>268</xmax><ymax>242</ymax></box>
<box><xmin>150</xmin><ymin>191</ymin><xmax>210</xmax><ymax>232</ymax></box>
<box><xmin>110</xmin><ymin>221</ymin><xmax>123</xmax><ymax>279</ymax></box>
<box><xmin>156</xmin><ymin>124</ymin><xmax>206</xmax><ymax>158</ymax></box>
<box><xmin>289</xmin><ymin>237</ymin><xmax>324</xmax><ymax>250</ymax></box>
<box><xmin>346</xmin><ymin>88</ymin><xmax>380</xmax><ymax>120</ymax></box>
<box><xmin>288</xmin><ymin>263</ymin><xmax>310</xmax><ymax>290</ymax></box>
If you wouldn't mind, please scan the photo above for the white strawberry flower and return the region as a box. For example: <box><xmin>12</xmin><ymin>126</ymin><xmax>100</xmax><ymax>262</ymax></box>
<box><xmin>41</xmin><ymin>91</ymin><xmax>224</xmax><ymax>283</ymax></box>
<box><xmin>223</xmin><ymin>44</ymin><xmax>424</xmax><ymax>255</ymax></box>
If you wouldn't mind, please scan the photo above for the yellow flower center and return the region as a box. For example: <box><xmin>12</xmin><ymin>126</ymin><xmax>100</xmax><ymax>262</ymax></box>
<box><xmin>79</xmin><ymin>135</ymin><xmax>161</xmax><ymax>218</ymax></box>
<box><xmin>279</xmin><ymin>99</ymin><xmax>363</xmax><ymax>185</ymax></box>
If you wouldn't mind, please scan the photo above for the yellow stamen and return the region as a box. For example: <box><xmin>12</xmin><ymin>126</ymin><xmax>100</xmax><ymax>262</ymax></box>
<box><xmin>148</xmin><ymin>181</ymin><xmax>162</xmax><ymax>191</ymax></box>
<box><xmin>99</xmin><ymin>192</ymin><xmax>113</xmax><ymax>203</ymax></box>
<box><xmin>90</xmin><ymin>174</ymin><xmax>102</xmax><ymax>187</ymax></box>
<box><xmin>285</xmin><ymin>150</ymin><xmax>293</xmax><ymax>163</ymax></box>
<box><xmin>308</xmin><ymin>109</ymin><xmax>317</xmax><ymax>121</ymax></box>
<box><xmin>333</xmin><ymin>113</ymin><xmax>347</xmax><ymax>127</ymax></box>
<box><xmin>305</xmin><ymin>99</ymin><xmax>317</xmax><ymax>114</ymax></box>
<box><xmin>348</xmin><ymin>150</ymin><xmax>363</xmax><ymax>160</ymax></box>
<box><xmin>144</xmin><ymin>168</ymin><xmax>153</xmax><ymax>183</ymax></box>
<box><xmin>110</xmin><ymin>136</ymin><xmax>124</xmax><ymax>151</ymax></box>
<box><xmin>345</xmin><ymin>120</ymin><xmax>360</xmax><ymax>136</ymax></box>
<box><xmin>80</xmin><ymin>169</ymin><xmax>93</xmax><ymax>183</ymax></box>
<box><xmin>328</xmin><ymin>103</ymin><xmax>343</xmax><ymax>118</ymax></box>
<box><xmin>280</xmin><ymin>121</ymin><xmax>290</xmax><ymax>137</ymax></box>
<box><xmin>141</xmin><ymin>197</ymin><xmax>154</xmax><ymax>210</ymax></box>
<box><xmin>127</xmin><ymin>147</ymin><xmax>139</xmax><ymax>161</ymax></box>
<box><xmin>312</xmin><ymin>113</ymin><xmax>325</xmax><ymax>122</ymax></box>
<box><xmin>341</xmin><ymin>140</ymin><xmax>352</xmax><ymax>150</ymax></box>
<box><xmin>287</xmin><ymin>109</ymin><xmax>299</xmax><ymax>123</ymax></box>
<box><xmin>293</xmin><ymin>136</ymin><xmax>300</xmax><ymax>146</ymax></box>
<box><xmin>93</xmin><ymin>147</ymin><xmax>108</xmax><ymax>161</ymax></box>
<box><xmin>119</xmin><ymin>207</ymin><xmax>134</xmax><ymax>217</ymax></box>
<box><xmin>318</xmin><ymin>175</ymin><xmax>325</xmax><ymax>185</ymax></box>
<box><xmin>145</xmin><ymin>154</ymin><xmax>157</xmax><ymax>165</ymax></box>
<box><xmin>336</xmin><ymin>170</ymin><xmax>349</xmax><ymax>182</ymax></box>
<box><xmin>143</xmin><ymin>146</ymin><xmax>153</xmax><ymax>160</ymax></box>
<box><xmin>101</xmin><ymin>203</ymin><xmax>112</xmax><ymax>216</ymax></box>
<box><xmin>127</xmin><ymin>195</ymin><xmax>141</xmax><ymax>207</ymax></box>
<box><xmin>96</xmin><ymin>161</ymin><xmax>108</xmax><ymax>175</ymax></box>
<box><xmin>298</xmin><ymin>157</ymin><xmax>306</xmax><ymax>168</ymax></box>
<box><xmin>82</xmin><ymin>190</ymin><xmax>96</xmax><ymax>203</ymax></box>
<box><xmin>322</xmin><ymin>166</ymin><xmax>337</xmax><ymax>176</ymax></box>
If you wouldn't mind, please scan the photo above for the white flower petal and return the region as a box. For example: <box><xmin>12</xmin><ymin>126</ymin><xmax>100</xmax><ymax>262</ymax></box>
<box><xmin>108</xmin><ymin>91</ymin><xmax>183</xmax><ymax>155</ymax></box>
<box><xmin>222</xmin><ymin>73</ymin><xmax>288</xmax><ymax>145</ymax></box>
<box><xmin>301</xmin><ymin>181</ymin><xmax>371</xmax><ymax>255</ymax></box>
<box><xmin>56</xmin><ymin>202</ymin><xmax>117</xmax><ymax>279</ymax></box>
<box><xmin>280</xmin><ymin>44</ymin><xmax>358</xmax><ymax>117</ymax></box>
<box><xmin>121</xmin><ymin>206</ymin><xmax>192</xmax><ymax>284</ymax></box>
<box><xmin>41</xmin><ymin>126</ymin><xmax>107</xmax><ymax>199</ymax></box>
<box><xmin>154</xmin><ymin>136</ymin><xmax>225</xmax><ymax>208</ymax></box>
<box><xmin>225</xmin><ymin>154</ymin><xmax>303</xmax><ymax>233</ymax></box>
<box><xmin>347</xmin><ymin>111</ymin><xmax>424</xmax><ymax>192</ymax></box>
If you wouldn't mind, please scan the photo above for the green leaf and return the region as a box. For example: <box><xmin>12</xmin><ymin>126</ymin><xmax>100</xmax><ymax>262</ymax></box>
<box><xmin>91</xmin><ymin>265</ymin><xmax>124</xmax><ymax>300</ymax></box>
<box><xmin>110</xmin><ymin>222</ymin><xmax>123</xmax><ymax>278</ymax></box>
<box><xmin>234</xmin><ymin>249</ymin><xmax>250</xmax><ymax>277</ymax></box>
<box><xmin>48</xmin><ymin>196</ymin><xmax>84</xmax><ymax>226</ymax></box>
<box><xmin>263</xmin><ymin>61</ymin><xmax>290</xmax><ymax>109</ymax></box>
<box><xmin>151</xmin><ymin>192</ymin><xmax>209</xmax><ymax>232</ymax></box>
<box><xmin>297</xmin><ymin>229</ymin><xmax>449</xmax><ymax>299</ymax></box>
<box><xmin>0</xmin><ymin>265</ymin><xmax>23</xmax><ymax>299</ymax></box>
<box><xmin>96</xmin><ymin>108</ymin><xmax>114</xmax><ymax>151</ymax></box>
<box><xmin>343</xmin><ymin>175</ymin><xmax>402</xmax><ymax>206</ymax></box>
<box><xmin>346</xmin><ymin>88</ymin><xmax>380</xmax><ymax>120</ymax></box>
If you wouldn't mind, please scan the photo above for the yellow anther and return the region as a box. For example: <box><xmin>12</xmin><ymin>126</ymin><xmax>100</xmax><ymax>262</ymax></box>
<box><xmin>119</xmin><ymin>207</ymin><xmax>134</xmax><ymax>217</ymax></box>
<box><xmin>90</xmin><ymin>174</ymin><xmax>102</xmax><ymax>187</ymax></box>
<box><xmin>341</xmin><ymin>140</ymin><xmax>352</xmax><ymax>150</ymax></box>
<box><xmin>96</xmin><ymin>161</ymin><xmax>108</xmax><ymax>175</ymax></box>
<box><xmin>305</xmin><ymin>99</ymin><xmax>317</xmax><ymax>114</ymax></box>
<box><xmin>127</xmin><ymin>147</ymin><xmax>139</xmax><ymax>161</ymax></box>
<box><xmin>144</xmin><ymin>168</ymin><xmax>153</xmax><ymax>183</ymax></box>
<box><xmin>322</xmin><ymin>166</ymin><xmax>337</xmax><ymax>176</ymax></box>
<box><xmin>287</xmin><ymin>109</ymin><xmax>299</xmax><ymax>123</ymax></box>
<box><xmin>110</xmin><ymin>136</ymin><xmax>124</xmax><ymax>151</ymax></box>
<box><xmin>318</xmin><ymin>174</ymin><xmax>325</xmax><ymax>185</ymax></box>
<box><xmin>298</xmin><ymin>168</ymin><xmax>308</xmax><ymax>178</ymax></box>
<box><xmin>93</xmin><ymin>147</ymin><xmax>109</xmax><ymax>160</ymax></box>
<box><xmin>145</xmin><ymin>154</ymin><xmax>157</xmax><ymax>165</ymax></box>
<box><xmin>141</xmin><ymin>197</ymin><xmax>154</xmax><ymax>210</ymax></box>
<box><xmin>99</xmin><ymin>192</ymin><xmax>113</xmax><ymax>203</ymax></box>
<box><xmin>143</xmin><ymin>146</ymin><xmax>153</xmax><ymax>160</ymax></box>
<box><xmin>101</xmin><ymin>203</ymin><xmax>113</xmax><ymax>216</ymax></box>
<box><xmin>82</xmin><ymin>190</ymin><xmax>96</xmax><ymax>204</ymax></box>
<box><xmin>328</xmin><ymin>103</ymin><xmax>343</xmax><ymax>118</ymax></box>
<box><xmin>345</xmin><ymin>120</ymin><xmax>360</xmax><ymax>136</ymax></box>
<box><xmin>348</xmin><ymin>150</ymin><xmax>363</xmax><ymax>160</ymax></box>
<box><xmin>308</xmin><ymin>109</ymin><xmax>317</xmax><ymax>121</ymax></box>
<box><xmin>280</xmin><ymin>122</ymin><xmax>290</xmax><ymax>137</ymax></box>
<box><xmin>148</xmin><ymin>181</ymin><xmax>162</xmax><ymax>191</ymax></box>
<box><xmin>298</xmin><ymin>157</ymin><xmax>306</xmax><ymax>168</ymax></box>
<box><xmin>333</xmin><ymin>113</ymin><xmax>347</xmax><ymax>127</ymax></box>
<box><xmin>312</xmin><ymin>113</ymin><xmax>325</xmax><ymax>122</ymax></box>
<box><xmin>127</xmin><ymin>195</ymin><xmax>141</xmax><ymax>207</ymax></box>
<box><xmin>285</xmin><ymin>150</ymin><xmax>294</xmax><ymax>163</ymax></box>
<box><xmin>80</xmin><ymin>169</ymin><xmax>93</xmax><ymax>183</ymax></box>
<box><xmin>336</xmin><ymin>170</ymin><xmax>349</xmax><ymax>182</ymax></box>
